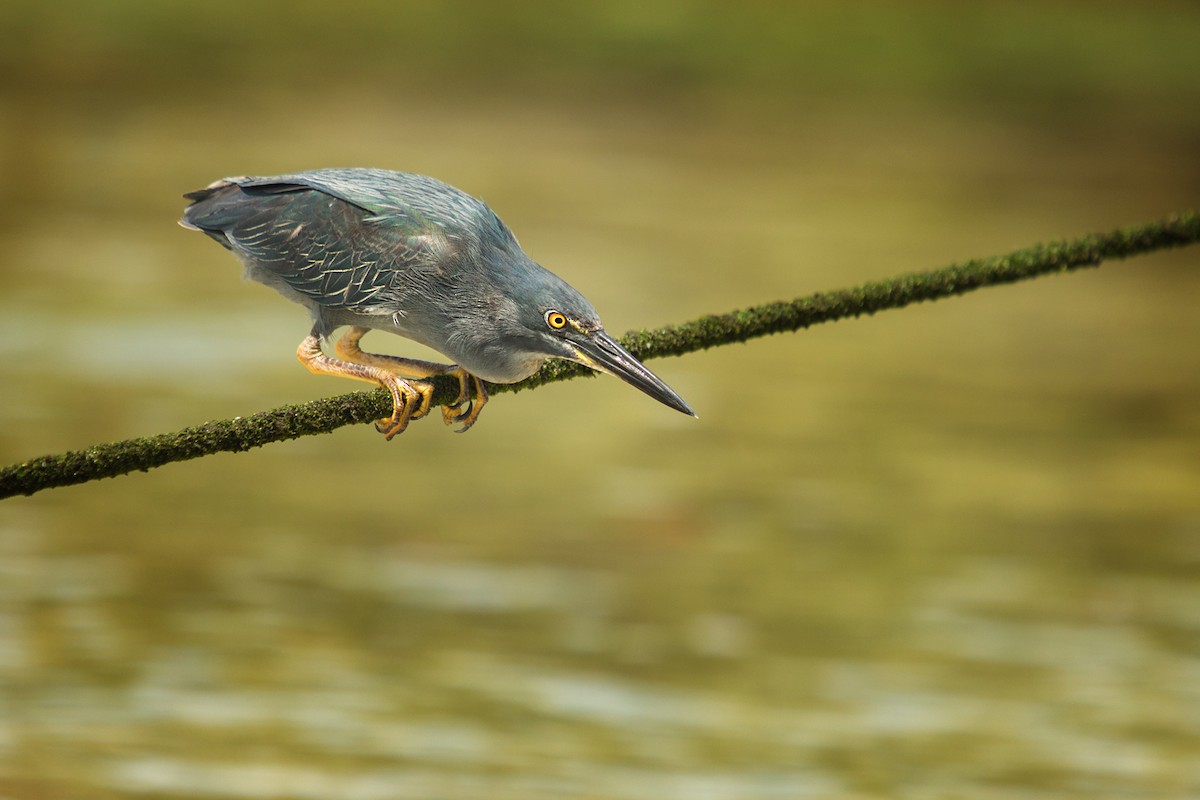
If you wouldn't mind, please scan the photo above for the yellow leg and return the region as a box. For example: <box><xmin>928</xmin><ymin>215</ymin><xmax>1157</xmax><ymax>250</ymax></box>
<box><xmin>297</xmin><ymin>328</ymin><xmax>431</xmax><ymax>440</ymax></box>
<box><xmin>443</xmin><ymin>370</ymin><xmax>488</xmax><ymax>433</ymax></box>
<box><xmin>334</xmin><ymin>326</ymin><xmax>489</xmax><ymax>433</ymax></box>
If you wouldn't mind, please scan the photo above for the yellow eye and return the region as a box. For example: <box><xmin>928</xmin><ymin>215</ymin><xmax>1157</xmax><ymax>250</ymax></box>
<box><xmin>545</xmin><ymin>311</ymin><xmax>567</xmax><ymax>330</ymax></box>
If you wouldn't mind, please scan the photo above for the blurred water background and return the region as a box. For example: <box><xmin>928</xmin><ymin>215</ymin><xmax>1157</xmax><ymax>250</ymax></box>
<box><xmin>1</xmin><ymin>2</ymin><xmax>1199</xmax><ymax>798</ymax></box>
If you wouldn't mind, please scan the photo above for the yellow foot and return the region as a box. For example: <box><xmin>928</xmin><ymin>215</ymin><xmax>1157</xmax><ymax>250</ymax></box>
<box><xmin>299</xmin><ymin>329</ymin><xmax>435</xmax><ymax>441</ymax></box>
<box><xmin>328</xmin><ymin>326</ymin><xmax>490</xmax><ymax>437</ymax></box>
<box><xmin>440</xmin><ymin>367</ymin><xmax>489</xmax><ymax>433</ymax></box>
<box><xmin>374</xmin><ymin>377</ymin><xmax>435</xmax><ymax>440</ymax></box>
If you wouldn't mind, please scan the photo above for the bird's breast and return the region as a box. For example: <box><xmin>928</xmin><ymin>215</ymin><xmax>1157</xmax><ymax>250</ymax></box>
<box><xmin>446</xmin><ymin>335</ymin><xmax>547</xmax><ymax>384</ymax></box>
<box><xmin>364</xmin><ymin>308</ymin><xmax>543</xmax><ymax>385</ymax></box>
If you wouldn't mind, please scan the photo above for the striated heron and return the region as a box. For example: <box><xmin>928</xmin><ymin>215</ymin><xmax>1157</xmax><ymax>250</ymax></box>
<box><xmin>180</xmin><ymin>168</ymin><xmax>695</xmax><ymax>437</ymax></box>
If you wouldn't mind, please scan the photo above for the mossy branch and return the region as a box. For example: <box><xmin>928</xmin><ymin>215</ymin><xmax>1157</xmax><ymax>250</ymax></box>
<box><xmin>2</xmin><ymin>211</ymin><xmax>1198</xmax><ymax>500</ymax></box>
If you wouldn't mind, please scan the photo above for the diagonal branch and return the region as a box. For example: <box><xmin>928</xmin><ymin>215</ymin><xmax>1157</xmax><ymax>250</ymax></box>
<box><xmin>2</xmin><ymin>211</ymin><xmax>1197</xmax><ymax>500</ymax></box>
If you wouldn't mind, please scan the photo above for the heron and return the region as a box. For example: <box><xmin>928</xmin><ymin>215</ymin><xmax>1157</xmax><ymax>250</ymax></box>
<box><xmin>181</xmin><ymin>168</ymin><xmax>695</xmax><ymax>437</ymax></box>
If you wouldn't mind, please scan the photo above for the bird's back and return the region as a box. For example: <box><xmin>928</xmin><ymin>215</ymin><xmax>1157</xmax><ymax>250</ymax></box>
<box><xmin>182</xmin><ymin>168</ymin><xmax>609</xmax><ymax>383</ymax></box>
<box><xmin>243</xmin><ymin>169</ymin><xmax>499</xmax><ymax>234</ymax></box>
<box><xmin>181</xmin><ymin>169</ymin><xmax>518</xmax><ymax>320</ymax></box>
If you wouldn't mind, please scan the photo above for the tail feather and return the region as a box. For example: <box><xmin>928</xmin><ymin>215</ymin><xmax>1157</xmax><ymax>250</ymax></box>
<box><xmin>179</xmin><ymin>179</ymin><xmax>247</xmax><ymax>246</ymax></box>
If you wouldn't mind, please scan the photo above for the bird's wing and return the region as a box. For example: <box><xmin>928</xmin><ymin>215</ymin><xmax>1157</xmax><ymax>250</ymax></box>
<box><xmin>240</xmin><ymin>169</ymin><xmax>519</xmax><ymax>257</ymax></box>
<box><xmin>237</xmin><ymin>169</ymin><xmax>488</xmax><ymax>229</ymax></box>
<box><xmin>182</xmin><ymin>173</ymin><xmax>453</xmax><ymax>311</ymax></box>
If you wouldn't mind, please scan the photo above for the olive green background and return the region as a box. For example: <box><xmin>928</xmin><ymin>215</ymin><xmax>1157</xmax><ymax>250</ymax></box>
<box><xmin>1</xmin><ymin>2</ymin><xmax>1198</xmax><ymax>797</ymax></box>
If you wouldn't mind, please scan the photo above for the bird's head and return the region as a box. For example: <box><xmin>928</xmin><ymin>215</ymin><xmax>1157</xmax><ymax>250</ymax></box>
<box><xmin>503</xmin><ymin>267</ymin><xmax>696</xmax><ymax>419</ymax></box>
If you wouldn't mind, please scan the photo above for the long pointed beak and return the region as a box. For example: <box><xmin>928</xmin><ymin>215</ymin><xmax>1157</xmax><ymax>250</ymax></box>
<box><xmin>569</xmin><ymin>330</ymin><xmax>696</xmax><ymax>418</ymax></box>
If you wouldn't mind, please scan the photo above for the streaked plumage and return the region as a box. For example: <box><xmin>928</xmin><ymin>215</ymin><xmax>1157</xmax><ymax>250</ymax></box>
<box><xmin>181</xmin><ymin>168</ymin><xmax>694</xmax><ymax>436</ymax></box>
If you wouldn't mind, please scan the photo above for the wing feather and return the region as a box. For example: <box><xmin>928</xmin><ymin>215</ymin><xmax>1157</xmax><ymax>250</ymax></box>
<box><xmin>181</xmin><ymin>172</ymin><xmax>457</xmax><ymax>311</ymax></box>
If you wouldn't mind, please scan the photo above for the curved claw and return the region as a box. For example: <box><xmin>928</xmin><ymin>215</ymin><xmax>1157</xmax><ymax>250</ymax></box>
<box><xmin>319</xmin><ymin>327</ymin><xmax>487</xmax><ymax>437</ymax></box>
<box><xmin>299</xmin><ymin>329</ymin><xmax>436</xmax><ymax>441</ymax></box>
<box><xmin>440</xmin><ymin>368</ymin><xmax>488</xmax><ymax>433</ymax></box>
<box><xmin>375</xmin><ymin>376</ymin><xmax>434</xmax><ymax>441</ymax></box>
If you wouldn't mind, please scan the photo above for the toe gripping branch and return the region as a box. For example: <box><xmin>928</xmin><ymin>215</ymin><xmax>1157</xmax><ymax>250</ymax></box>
<box><xmin>297</xmin><ymin>326</ymin><xmax>489</xmax><ymax>439</ymax></box>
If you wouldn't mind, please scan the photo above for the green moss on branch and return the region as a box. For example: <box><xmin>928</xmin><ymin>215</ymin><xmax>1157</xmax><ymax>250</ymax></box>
<box><xmin>2</xmin><ymin>211</ymin><xmax>1197</xmax><ymax>499</ymax></box>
